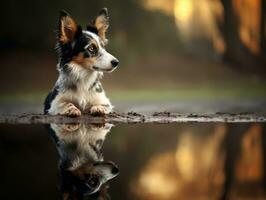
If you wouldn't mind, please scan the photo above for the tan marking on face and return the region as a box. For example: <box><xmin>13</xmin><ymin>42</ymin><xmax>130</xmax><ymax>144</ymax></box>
<box><xmin>60</xmin><ymin>15</ymin><xmax>78</xmax><ymax>44</ymax></box>
<box><xmin>71</xmin><ymin>163</ymin><xmax>96</xmax><ymax>179</ymax></box>
<box><xmin>71</xmin><ymin>53</ymin><xmax>97</xmax><ymax>68</ymax></box>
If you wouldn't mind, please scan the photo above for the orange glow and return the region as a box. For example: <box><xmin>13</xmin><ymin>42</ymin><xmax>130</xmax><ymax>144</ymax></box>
<box><xmin>143</xmin><ymin>0</ymin><xmax>262</xmax><ymax>55</ymax></box>
<box><xmin>138</xmin><ymin>171</ymin><xmax>177</xmax><ymax>197</ymax></box>
<box><xmin>175</xmin><ymin>125</ymin><xmax>226</xmax><ymax>182</ymax></box>
<box><xmin>174</xmin><ymin>0</ymin><xmax>193</xmax><ymax>25</ymax></box>
<box><xmin>132</xmin><ymin>152</ymin><xmax>181</xmax><ymax>200</ymax></box>
<box><xmin>133</xmin><ymin>124</ymin><xmax>266</xmax><ymax>199</ymax></box>
<box><xmin>143</xmin><ymin>0</ymin><xmax>225</xmax><ymax>54</ymax></box>
<box><xmin>236</xmin><ymin>124</ymin><xmax>263</xmax><ymax>181</ymax></box>
<box><xmin>143</xmin><ymin>0</ymin><xmax>174</xmax><ymax>15</ymax></box>
<box><xmin>234</xmin><ymin>0</ymin><xmax>261</xmax><ymax>54</ymax></box>
<box><xmin>133</xmin><ymin>125</ymin><xmax>226</xmax><ymax>200</ymax></box>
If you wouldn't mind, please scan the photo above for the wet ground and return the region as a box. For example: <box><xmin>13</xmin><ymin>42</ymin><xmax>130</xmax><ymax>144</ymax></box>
<box><xmin>1</xmin><ymin>98</ymin><xmax>266</xmax><ymax>115</ymax></box>
<box><xmin>1</xmin><ymin>122</ymin><xmax>266</xmax><ymax>200</ymax></box>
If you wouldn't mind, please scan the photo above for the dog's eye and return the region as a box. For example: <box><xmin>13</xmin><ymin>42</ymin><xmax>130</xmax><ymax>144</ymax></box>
<box><xmin>87</xmin><ymin>44</ymin><xmax>97</xmax><ymax>54</ymax></box>
<box><xmin>86</xmin><ymin>175</ymin><xmax>99</xmax><ymax>188</ymax></box>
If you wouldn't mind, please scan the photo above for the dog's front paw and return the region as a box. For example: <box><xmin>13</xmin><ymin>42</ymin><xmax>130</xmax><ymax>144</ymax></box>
<box><xmin>62</xmin><ymin>123</ymin><xmax>81</xmax><ymax>132</ymax></box>
<box><xmin>62</xmin><ymin>103</ymin><xmax>81</xmax><ymax>117</ymax></box>
<box><xmin>90</xmin><ymin>105</ymin><xmax>108</xmax><ymax>116</ymax></box>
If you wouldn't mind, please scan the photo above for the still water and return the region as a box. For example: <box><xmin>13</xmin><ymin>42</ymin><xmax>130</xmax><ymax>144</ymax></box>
<box><xmin>0</xmin><ymin>123</ymin><xmax>266</xmax><ymax>200</ymax></box>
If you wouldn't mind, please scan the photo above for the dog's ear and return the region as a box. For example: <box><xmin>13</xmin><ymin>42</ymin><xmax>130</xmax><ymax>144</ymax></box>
<box><xmin>58</xmin><ymin>10</ymin><xmax>78</xmax><ymax>44</ymax></box>
<box><xmin>93</xmin><ymin>8</ymin><xmax>109</xmax><ymax>41</ymax></box>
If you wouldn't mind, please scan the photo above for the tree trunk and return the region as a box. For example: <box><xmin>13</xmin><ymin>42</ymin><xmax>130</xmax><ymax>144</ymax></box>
<box><xmin>220</xmin><ymin>0</ymin><xmax>261</xmax><ymax>72</ymax></box>
<box><xmin>260</xmin><ymin>0</ymin><xmax>266</xmax><ymax>59</ymax></box>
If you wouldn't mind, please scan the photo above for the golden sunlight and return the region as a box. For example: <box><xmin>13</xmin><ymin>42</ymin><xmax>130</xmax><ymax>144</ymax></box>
<box><xmin>174</xmin><ymin>0</ymin><xmax>193</xmax><ymax>25</ymax></box>
<box><xmin>132</xmin><ymin>152</ymin><xmax>180</xmax><ymax>200</ymax></box>
<box><xmin>143</xmin><ymin>0</ymin><xmax>174</xmax><ymax>15</ymax></box>
<box><xmin>236</xmin><ymin>124</ymin><xmax>263</xmax><ymax>181</ymax></box>
<box><xmin>143</xmin><ymin>0</ymin><xmax>225</xmax><ymax>53</ymax></box>
<box><xmin>132</xmin><ymin>124</ymin><xmax>265</xmax><ymax>199</ymax></box>
<box><xmin>138</xmin><ymin>169</ymin><xmax>177</xmax><ymax>197</ymax></box>
<box><xmin>175</xmin><ymin>125</ymin><xmax>226</xmax><ymax>183</ymax></box>
<box><xmin>133</xmin><ymin>125</ymin><xmax>226</xmax><ymax>200</ymax></box>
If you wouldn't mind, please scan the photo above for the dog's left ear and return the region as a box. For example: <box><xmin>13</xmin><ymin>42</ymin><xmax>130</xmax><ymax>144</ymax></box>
<box><xmin>93</xmin><ymin>8</ymin><xmax>109</xmax><ymax>41</ymax></box>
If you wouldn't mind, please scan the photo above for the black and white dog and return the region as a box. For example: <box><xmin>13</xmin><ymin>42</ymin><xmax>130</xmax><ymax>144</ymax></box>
<box><xmin>47</xmin><ymin>123</ymin><xmax>119</xmax><ymax>199</ymax></box>
<box><xmin>44</xmin><ymin>8</ymin><xmax>119</xmax><ymax>116</ymax></box>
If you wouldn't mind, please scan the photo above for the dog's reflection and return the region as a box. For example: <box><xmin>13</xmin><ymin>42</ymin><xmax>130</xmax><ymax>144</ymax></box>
<box><xmin>47</xmin><ymin>123</ymin><xmax>119</xmax><ymax>200</ymax></box>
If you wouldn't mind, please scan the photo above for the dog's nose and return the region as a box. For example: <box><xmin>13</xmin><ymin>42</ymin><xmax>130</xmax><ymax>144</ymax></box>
<box><xmin>111</xmin><ymin>59</ymin><xmax>119</xmax><ymax>68</ymax></box>
<box><xmin>111</xmin><ymin>165</ymin><xmax>119</xmax><ymax>175</ymax></box>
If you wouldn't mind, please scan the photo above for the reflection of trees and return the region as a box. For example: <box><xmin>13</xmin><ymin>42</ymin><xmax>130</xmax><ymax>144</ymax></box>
<box><xmin>221</xmin><ymin>124</ymin><xmax>249</xmax><ymax>200</ymax></box>
<box><xmin>131</xmin><ymin>124</ymin><xmax>266</xmax><ymax>200</ymax></box>
<box><xmin>133</xmin><ymin>125</ymin><xmax>226</xmax><ymax>200</ymax></box>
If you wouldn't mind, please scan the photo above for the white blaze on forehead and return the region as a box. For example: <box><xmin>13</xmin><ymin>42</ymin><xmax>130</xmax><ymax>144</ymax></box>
<box><xmin>83</xmin><ymin>31</ymin><xmax>102</xmax><ymax>47</ymax></box>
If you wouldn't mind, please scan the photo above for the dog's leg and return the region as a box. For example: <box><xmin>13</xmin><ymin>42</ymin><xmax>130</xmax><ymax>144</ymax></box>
<box><xmin>49</xmin><ymin>97</ymin><xmax>82</xmax><ymax>117</ymax></box>
<box><xmin>87</xmin><ymin>87</ymin><xmax>113</xmax><ymax>115</ymax></box>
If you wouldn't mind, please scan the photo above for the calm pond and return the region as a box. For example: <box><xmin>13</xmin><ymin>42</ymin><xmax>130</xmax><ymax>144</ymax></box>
<box><xmin>0</xmin><ymin>123</ymin><xmax>266</xmax><ymax>200</ymax></box>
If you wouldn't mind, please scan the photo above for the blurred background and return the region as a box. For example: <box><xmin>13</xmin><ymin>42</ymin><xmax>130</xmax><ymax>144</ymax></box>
<box><xmin>0</xmin><ymin>0</ymin><xmax>266</xmax><ymax>114</ymax></box>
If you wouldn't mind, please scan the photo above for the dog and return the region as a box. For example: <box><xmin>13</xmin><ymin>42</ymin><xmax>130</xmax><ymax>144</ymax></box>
<box><xmin>44</xmin><ymin>8</ymin><xmax>119</xmax><ymax>116</ymax></box>
<box><xmin>46</xmin><ymin>123</ymin><xmax>119</xmax><ymax>199</ymax></box>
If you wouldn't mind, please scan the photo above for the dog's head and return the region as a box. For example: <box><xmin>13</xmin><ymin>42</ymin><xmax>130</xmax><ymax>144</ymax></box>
<box><xmin>49</xmin><ymin>123</ymin><xmax>119</xmax><ymax>199</ymax></box>
<box><xmin>57</xmin><ymin>8</ymin><xmax>119</xmax><ymax>73</ymax></box>
<box><xmin>61</xmin><ymin>161</ymin><xmax>119</xmax><ymax>199</ymax></box>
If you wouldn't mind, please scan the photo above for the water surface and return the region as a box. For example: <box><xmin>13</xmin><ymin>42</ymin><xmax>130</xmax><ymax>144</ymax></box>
<box><xmin>0</xmin><ymin>123</ymin><xmax>266</xmax><ymax>200</ymax></box>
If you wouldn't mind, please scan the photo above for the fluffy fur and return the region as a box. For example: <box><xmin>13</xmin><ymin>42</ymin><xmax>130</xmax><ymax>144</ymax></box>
<box><xmin>44</xmin><ymin>8</ymin><xmax>119</xmax><ymax>116</ymax></box>
<box><xmin>47</xmin><ymin>123</ymin><xmax>118</xmax><ymax>199</ymax></box>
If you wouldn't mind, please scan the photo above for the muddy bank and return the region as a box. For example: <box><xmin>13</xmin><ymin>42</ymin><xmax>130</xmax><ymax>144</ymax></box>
<box><xmin>0</xmin><ymin>112</ymin><xmax>265</xmax><ymax>124</ymax></box>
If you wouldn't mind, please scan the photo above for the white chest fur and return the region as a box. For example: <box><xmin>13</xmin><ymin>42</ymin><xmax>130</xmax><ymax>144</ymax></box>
<box><xmin>48</xmin><ymin>69</ymin><xmax>112</xmax><ymax>114</ymax></box>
